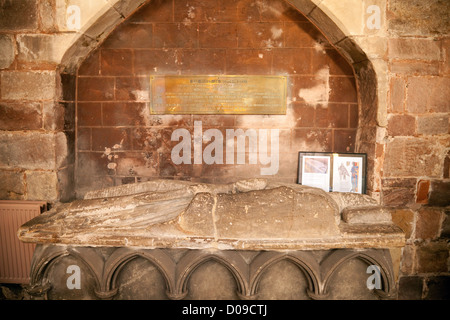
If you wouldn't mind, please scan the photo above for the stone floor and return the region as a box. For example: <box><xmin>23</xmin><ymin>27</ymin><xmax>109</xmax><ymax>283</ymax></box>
<box><xmin>0</xmin><ymin>284</ymin><xmax>28</xmax><ymax>300</ymax></box>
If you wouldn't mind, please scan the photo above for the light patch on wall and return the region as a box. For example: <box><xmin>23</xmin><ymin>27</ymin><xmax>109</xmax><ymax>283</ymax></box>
<box><xmin>255</xmin><ymin>0</ymin><xmax>283</xmax><ymax>17</ymax></box>
<box><xmin>298</xmin><ymin>67</ymin><xmax>330</xmax><ymax>107</ymax></box>
<box><xmin>271</xmin><ymin>26</ymin><xmax>283</xmax><ymax>39</ymax></box>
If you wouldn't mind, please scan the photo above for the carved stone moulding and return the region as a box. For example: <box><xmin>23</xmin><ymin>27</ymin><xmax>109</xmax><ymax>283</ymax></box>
<box><xmin>25</xmin><ymin>245</ymin><xmax>398</xmax><ymax>300</ymax></box>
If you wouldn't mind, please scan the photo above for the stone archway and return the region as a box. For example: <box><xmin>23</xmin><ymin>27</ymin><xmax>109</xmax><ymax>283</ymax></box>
<box><xmin>58</xmin><ymin>0</ymin><xmax>381</xmax><ymax>199</ymax></box>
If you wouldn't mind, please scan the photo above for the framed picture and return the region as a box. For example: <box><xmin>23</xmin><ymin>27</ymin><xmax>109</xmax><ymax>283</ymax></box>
<box><xmin>331</xmin><ymin>153</ymin><xmax>367</xmax><ymax>194</ymax></box>
<box><xmin>298</xmin><ymin>152</ymin><xmax>332</xmax><ymax>192</ymax></box>
<box><xmin>298</xmin><ymin>152</ymin><xmax>367</xmax><ymax>194</ymax></box>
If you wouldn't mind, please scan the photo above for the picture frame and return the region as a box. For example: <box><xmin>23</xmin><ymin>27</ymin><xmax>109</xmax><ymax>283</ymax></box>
<box><xmin>298</xmin><ymin>152</ymin><xmax>367</xmax><ymax>194</ymax></box>
<box><xmin>298</xmin><ymin>152</ymin><xmax>333</xmax><ymax>192</ymax></box>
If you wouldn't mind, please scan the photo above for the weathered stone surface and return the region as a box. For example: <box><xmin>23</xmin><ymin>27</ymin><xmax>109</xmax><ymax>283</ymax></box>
<box><xmin>0</xmin><ymin>170</ymin><xmax>24</xmax><ymax>200</ymax></box>
<box><xmin>415</xmin><ymin>240</ymin><xmax>449</xmax><ymax>273</ymax></box>
<box><xmin>388</xmin><ymin>38</ymin><xmax>441</xmax><ymax>61</ymax></box>
<box><xmin>18</xmin><ymin>179</ymin><xmax>405</xmax><ymax>250</ymax></box>
<box><xmin>428</xmin><ymin>180</ymin><xmax>450</xmax><ymax>207</ymax></box>
<box><xmin>417</xmin><ymin>114</ymin><xmax>449</xmax><ymax>136</ymax></box>
<box><xmin>0</xmin><ymin>132</ymin><xmax>67</xmax><ymax>170</ymax></box>
<box><xmin>416</xmin><ymin>180</ymin><xmax>430</xmax><ymax>204</ymax></box>
<box><xmin>397</xmin><ymin>276</ymin><xmax>423</xmax><ymax>300</ymax></box>
<box><xmin>406</xmin><ymin>77</ymin><xmax>449</xmax><ymax>113</ymax></box>
<box><xmin>25</xmin><ymin>170</ymin><xmax>59</xmax><ymax>201</ymax></box>
<box><xmin>17</xmin><ymin>34</ymin><xmax>77</xmax><ymax>64</ymax></box>
<box><xmin>424</xmin><ymin>276</ymin><xmax>450</xmax><ymax>300</ymax></box>
<box><xmin>0</xmin><ymin>102</ymin><xmax>42</xmax><ymax>131</ymax></box>
<box><xmin>390</xmin><ymin>208</ymin><xmax>414</xmax><ymax>239</ymax></box>
<box><xmin>0</xmin><ymin>71</ymin><xmax>56</xmax><ymax>100</ymax></box>
<box><xmin>441</xmin><ymin>208</ymin><xmax>450</xmax><ymax>239</ymax></box>
<box><xmin>0</xmin><ymin>34</ymin><xmax>15</xmax><ymax>69</ymax></box>
<box><xmin>0</xmin><ymin>0</ymin><xmax>38</xmax><ymax>31</ymax></box>
<box><xmin>342</xmin><ymin>206</ymin><xmax>392</xmax><ymax>224</ymax></box>
<box><xmin>388</xmin><ymin>0</ymin><xmax>450</xmax><ymax>36</ymax></box>
<box><xmin>415</xmin><ymin>207</ymin><xmax>443</xmax><ymax>240</ymax></box>
<box><xmin>384</xmin><ymin>137</ymin><xmax>445</xmax><ymax>178</ymax></box>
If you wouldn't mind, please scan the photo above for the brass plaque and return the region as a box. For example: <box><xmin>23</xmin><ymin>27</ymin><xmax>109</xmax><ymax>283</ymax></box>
<box><xmin>150</xmin><ymin>75</ymin><xmax>287</xmax><ymax>114</ymax></box>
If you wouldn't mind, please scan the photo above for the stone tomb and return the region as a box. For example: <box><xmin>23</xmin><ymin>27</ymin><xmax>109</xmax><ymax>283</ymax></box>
<box><xmin>18</xmin><ymin>179</ymin><xmax>405</xmax><ymax>299</ymax></box>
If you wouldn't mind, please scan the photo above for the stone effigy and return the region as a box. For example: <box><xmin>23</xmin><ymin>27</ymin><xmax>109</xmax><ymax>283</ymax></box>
<box><xmin>18</xmin><ymin>179</ymin><xmax>404</xmax><ymax>250</ymax></box>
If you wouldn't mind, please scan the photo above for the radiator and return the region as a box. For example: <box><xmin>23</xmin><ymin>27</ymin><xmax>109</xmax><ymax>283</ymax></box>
<box><xmin>0</xmin><ymin>200</ymin><xmax>47</xmax><ymax>284</ymax></box>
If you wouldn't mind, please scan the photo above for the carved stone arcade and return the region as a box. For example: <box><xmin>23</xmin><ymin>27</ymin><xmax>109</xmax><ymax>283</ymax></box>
<box><xmin>18</xmin><ymin>179</ymin><xmax>405</xmax><ymax>300</ymax></box>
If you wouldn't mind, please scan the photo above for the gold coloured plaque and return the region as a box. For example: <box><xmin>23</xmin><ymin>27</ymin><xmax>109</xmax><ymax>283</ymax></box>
<box><xmin>150</xmin><ymin>75</ymin><xmax>287</xmax><ymax>115</ymax></box>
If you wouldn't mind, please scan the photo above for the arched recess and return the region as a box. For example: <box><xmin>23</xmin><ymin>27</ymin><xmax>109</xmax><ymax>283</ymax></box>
<box><xmin>58</xmin><ymin>0</ymin><xmax>380</xmax><ymax>199</ymax></box>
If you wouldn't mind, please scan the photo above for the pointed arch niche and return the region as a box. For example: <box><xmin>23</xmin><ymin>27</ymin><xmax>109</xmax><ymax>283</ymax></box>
<box><xmin>59</xmin><ymin>0</ymin><xmax>380</xmax><ymax>199</ymax></box>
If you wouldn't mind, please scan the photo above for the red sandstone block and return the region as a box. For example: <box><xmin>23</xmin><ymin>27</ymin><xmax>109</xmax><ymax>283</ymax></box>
<box><xmin>382</xmin><ymin>187</ymin><xmax>415</xmax><ymax>207</ymax></box>
<box><xmin>181</xmin><ymin>49</ymin><xmax>227</xmax><ymax>74</ymax></box>
<box><xmin>91</xmin><ymin>127</ymin><xmax>131</xmax><ymax>151</ymax></box>
<box><xmin>387</xmin><ymin>114</ymin><xmax>416</xmax><ymax>136</ymax></box>
<box><xmin>100</xmin><ymin>49</ymin><xmax>133</xmax><ymax>76</ymax></box>
<box><xmin>134</xmin><ymin>49</ymin><xmax>183</xmax><ymax>75</ymax></box>
<box><xmin>417</xmin><ymin>114</ymin><xmax>449</xmax><ymax>135</ymax></box>
<box><xmin>333</xmin><ymin>129</ymin><xmax>356</xmax><ymax>153</ymax></box>
<box><xmin>311</xmin><ymin>49</ymin><xmax>354</xmax><ymax>76</ymax></box>
<box><xmin>315</xmin><ymin>104</ymin><xmax>349</xmax><ymax>129</ymax></box>
<box><xmin>77</xmin><ymin>77</ymin><xmax>115</xmax><ymax>101</ymax></box>
<box><xmin>128</xmin><ymin>0</ymin><xmax>173</xmax><ymax>23</ymax></box>
<box><xmin>115</xmin><ymin>77</ymin><xmax>149</xmax><ymax>101</ymax></box>
<box><xmin>389</xmin><ymin>77</ymin><xmax>406</xmax><ymax>113</ymax></box>
<box><xmin>292</xmin><ymin>128</ymin><xmax>332</xmax><ymax>152</ymax></box>
<box><xmin>78</xmin><ymin>49</ymin><xmax>100</xmax><ymax>76</ymax></box>
<box><xmin>154</xmin><ymin>23</ymin><xmax>198</xmax><ymax>48</ymax></box>
<box><xmin>388</xmin><ymin>38</ymin><xmax>441</xmax><ymax>61</ymax></box>
<box><xmin>415</xmin><ymin>241</ymin><xmax>449</xmax><ymax>273</ymax></box>
<box><xmin>272</xmin><ymin>48</ymin><xmax>311</xmax><ymax>75</ymax></box>
<box><xmin>284</xmin><ymin>22</ymin><xmax>328</xmax><ymax>48</ymax></box>
<box><xmin>115</xmin><ymin>152</ymin><xmax>158</xmax><ymax>177</ymax></box>
<box><xmin>200</xmin><ymin>23</ymin><xmax>238</xmax><ymax>48</ymax></box>
<box><xmin>0</xmin><ymin>0</ymin><xmax>37</xmax><ymax>30</ymax></box>
<box><xmin>406</xmin><ymin>77</ymin><xmax>449</xmax><ymax>113</ymax></box>
<box><xmin>132</xmin><ymin>127</ymin><xmax>189</xmax><ymax>153</ymax></box>
<box><xmin>236</xmin><ymin>0</ymin><xmax>261</xmax><ymax>22</ymax></box>
<box><xmin>76</xmin><ymin>152</ymin><xmax>111</xmax><ymax>182</ymax></box>
<box><xmin>349</xmin><ymin>104</ymin><xmax>358</xmax><ymax>128</ymax></box>
<box><xmin>384</xmin><ymin>138</ymin><xmax>442</xmax><ymax>177</ymax></box>
<box><xmin>416</xmin><ymin>180</ymin><xmax>430</xmax><ymax>204</ymax></box>
<box><xmin>0</xmin><ymin>102</ymin><xmax>42</xmax><ymax>130</ymax></box>
<box><xmin>290</xmin><ymin>102</ymin><xmax>315</xmax><ymax>128</ymax></box>
<box><xmin>77</xmin><ymin>127</ymin><xmax>91</xmax><ymax>151</ymax></box>
<box><xmin>102</xmin><ymin>23</ymin><xmax>153</xmax><ymax>49</ymax></box>
<box><xmin>77</xmin><ymin>102</ymin><xmax>102</xmax><ymax>126</ymax></box>
<box><xmin>328</xmin><ymin>76</ymin><xmax>357</xmax><ymax>103</ymax></box>
<box><xmin>261</xmin><ymin>0</ymin><xmax>308</xmax><ymax>22</ymax></box>
<box><xmin>216</xmin><ymin>0</ymin><xmax>241</xmax><ymax>22</ymax></box>
<box><xmin>174</xmin><ymin>0</ymin><xmax>217</xmax><ymax>23</ymax></box>
<box><xmin>390</xmin><ymin>60</ymin><xmax>440</xmax><ymax>76</ymax></box>
<box><xmin>102</xmin><ymin>102</ymin><xmax>146</xmax><ymax>126</ymax></box>
<box><xmin>237</xmin><ymin>22</ymin><xmax>283</xmax><ymax>48</ymax></box>
<box><xmin>159</xmin><ymin>152</ymin><xmax>193</xmax><ymax>177</ymax></box>
<box><xmin>226</xmin><ymin>49</ymin><xmax>272</xmax><ymax>74</ymax></box>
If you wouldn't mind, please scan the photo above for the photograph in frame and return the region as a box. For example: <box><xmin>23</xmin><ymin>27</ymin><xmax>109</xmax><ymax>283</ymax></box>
<box><xmin>298</xmin><ymin>153</ymin><xmax>332</xmax><ymax>192</ymax></box>
<box><xmin>332</xmin><ymin>153</ymin><xmax>366</xmax><ymax>194</ymax></box>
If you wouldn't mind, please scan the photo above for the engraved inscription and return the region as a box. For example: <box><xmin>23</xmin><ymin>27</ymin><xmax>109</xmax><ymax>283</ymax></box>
<box><xmin>150</xmin><ymin>75</ymin><xmax>287</xmax><ymax>114</ymax></box>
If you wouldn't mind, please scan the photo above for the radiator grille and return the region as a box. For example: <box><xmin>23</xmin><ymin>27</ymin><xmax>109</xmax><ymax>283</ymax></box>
<box><xmin>0</xmin><ymin>201</ymin><xmax>46</xmax><ymax>284</ymax></box>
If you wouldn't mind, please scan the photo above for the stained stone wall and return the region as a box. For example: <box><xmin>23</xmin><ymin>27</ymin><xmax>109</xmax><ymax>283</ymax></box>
<box><xmin>74</xmin><ymin>0</ymin><xmax>359</xmax><ymax>196</ymax></box>
<box><xmin>0</xmin><ymin>0</ymin><xmax>448</xmax><ymax>299</ymax></box>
